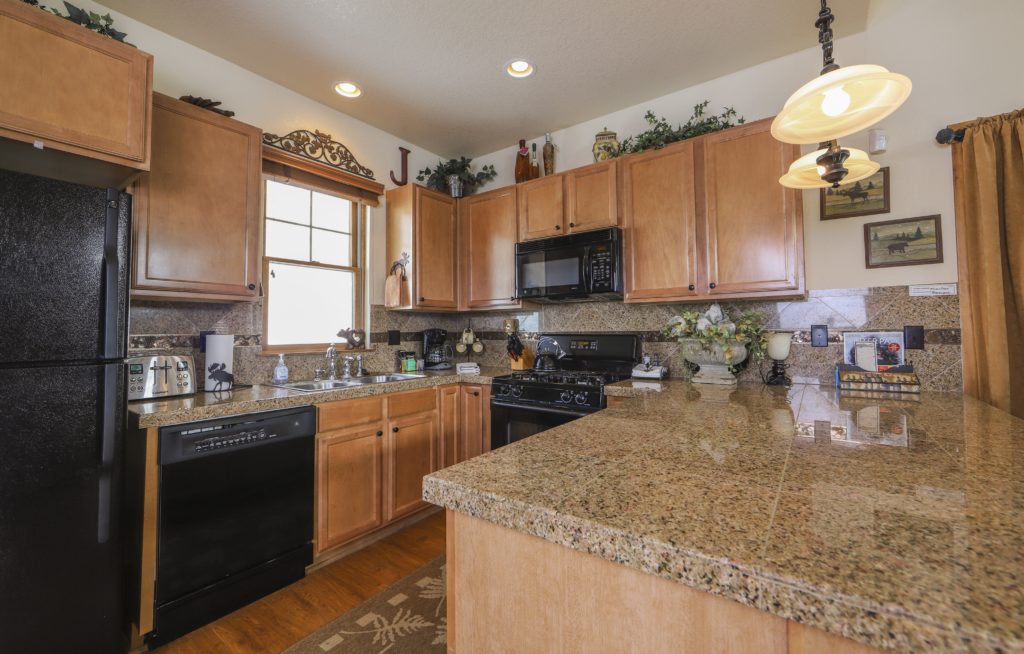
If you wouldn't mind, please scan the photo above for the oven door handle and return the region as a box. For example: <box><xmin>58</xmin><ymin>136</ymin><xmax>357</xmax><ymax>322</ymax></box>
<box><xmin>582</xmin><ymin>245</ymin><xmax>591</xmax><ymax>292</ymax></box>
<box><xmin>490</xmin><ymin>400</ymin><xmax>592</xmax><ymax>418</ymax></box>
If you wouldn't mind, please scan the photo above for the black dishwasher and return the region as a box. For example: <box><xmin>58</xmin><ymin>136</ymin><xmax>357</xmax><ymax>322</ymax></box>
<box><xmin>150</xmin><ymin>406</ymin><xmax>315</xmax><ymax>647</ymax></box>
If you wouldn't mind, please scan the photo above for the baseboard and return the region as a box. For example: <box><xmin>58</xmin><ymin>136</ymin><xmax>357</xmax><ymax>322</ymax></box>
<box><xmin>308</xmin><ymin>506</ymin><xmax>442</xmax><ymax>572</ymax></box>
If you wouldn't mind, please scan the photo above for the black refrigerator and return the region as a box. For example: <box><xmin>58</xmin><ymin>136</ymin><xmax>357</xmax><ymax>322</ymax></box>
<box><xmin>0</xmin><ymin>169</ymin><xmax>130</xmax><ymax>653</ymax></box>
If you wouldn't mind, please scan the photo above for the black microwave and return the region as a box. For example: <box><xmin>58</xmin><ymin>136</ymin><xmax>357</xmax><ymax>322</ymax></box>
<box><xmin>515</xmin><ymin>227</ymin><xmax>623</xmax><ymax>303</ymax></box>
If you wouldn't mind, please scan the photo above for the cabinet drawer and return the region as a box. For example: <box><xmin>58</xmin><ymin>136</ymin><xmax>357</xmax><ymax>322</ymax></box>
<box><xmin>388</xmin><ymin>388</ymin><xmax>437</xmax><ymax>418</ymax></box>
<box><xmin>318</xmin><ymin>396</ymin><xmax>385</xmax><ymax>432</ymax></box>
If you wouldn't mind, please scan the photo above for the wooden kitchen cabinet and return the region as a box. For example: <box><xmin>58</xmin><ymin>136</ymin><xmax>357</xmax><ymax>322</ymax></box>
<box><xmin>386</xmin><ymin>184</ymin><xmax>458</xmax><ymax>310</ymax></box>
<box><xmin>315</xmin><ymin>424</ymin><xmax>384</xmax><ymax>555</ymax></box>
<box><xmin>458</xmin><ymin>186</ymin><xmax>520</xmax><ymax>310</ymax></box>
<box><xmin>459</xmin><ymin>384</ymin><xmax>490</xmax><ymax>461</ymax></box>
<box><xmin>385</xmin><ymin>408</ymin><xmax>438</xmax><ymax>521</ymax></box>
<box><xmin>619</xmin><ymin>117</ymin><xmax>804</xmax><ymax>303</ymax></box>
<box><xmin>131</xmin><ymin>93</ymin><xmax>262</xmax><ymax>301</ymax></box>
<box><xmin>565</xmin><ymin>159</ymin><xmax>618</xmax><ymax>233</ymax></box>
<box><xmin>517</xmin><ymin>174</ymin><xmax>565</xmax><ymax>241</ymax></box>
<box><xmin>701</xmin><ymin>118</ymin><xmax>804</xmax><ymax>297</ymax></box>
<box><xmin>621</xmin><ymin>139</ymin><xmax>700</xmax><ymax>303</ymax></box>
<box><xmin>439</xmin><ymin>385</ymin><xmax>460</xmax><ymax>468</ymax></box>
<box><xmin>0</xmin><ymin>0</ymin><xmax>152</xmax><ymax>187</ymax></box>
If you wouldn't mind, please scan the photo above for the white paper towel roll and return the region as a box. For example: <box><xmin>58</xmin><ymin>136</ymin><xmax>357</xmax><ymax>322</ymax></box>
<box><xmin>205</xmin><ymin>335</ymin><xmax>235</xmax><ymax>392</ymax></box>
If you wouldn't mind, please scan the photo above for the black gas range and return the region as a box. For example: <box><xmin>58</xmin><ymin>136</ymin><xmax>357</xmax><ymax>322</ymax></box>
<box><xmin>490</xmin><ymin>334</ymin><xmax>640</xmax><ymax>450</ymax></box>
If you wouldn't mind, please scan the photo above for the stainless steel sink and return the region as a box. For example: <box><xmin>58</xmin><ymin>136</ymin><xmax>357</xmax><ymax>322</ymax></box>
<box><xmin>346</xmin><ymin>374</ymin><xmax>426</xmax><ymax>385</ymax></box>
<box><xmin>275</xmin><ymin>373</ymin><xmax>425</xmax><ymax>393</ymax></box>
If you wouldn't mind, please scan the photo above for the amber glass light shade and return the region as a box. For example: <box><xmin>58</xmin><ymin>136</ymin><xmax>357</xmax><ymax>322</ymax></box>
<box><xmin>771</xmin><ymin>64</ymin><xmax>911</xmax><ymax>144</ymax></box>
<box><xmin>779</xmin><ymin>146</ymin><xmax>879</xmax><ymax>189</ymax></box>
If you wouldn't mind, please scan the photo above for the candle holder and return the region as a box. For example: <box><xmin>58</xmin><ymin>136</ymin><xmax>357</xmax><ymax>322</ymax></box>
<box><xmin>766</xmin><ymin>332</ymin><xmax>793</xmax><ymax>386</ymax></box>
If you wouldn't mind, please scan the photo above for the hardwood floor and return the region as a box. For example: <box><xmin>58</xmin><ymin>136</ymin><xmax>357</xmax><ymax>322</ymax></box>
<box><xmin>154</xmin><ymin>511</ymin><xmax>446</xmax><ymax>654</ymax></box>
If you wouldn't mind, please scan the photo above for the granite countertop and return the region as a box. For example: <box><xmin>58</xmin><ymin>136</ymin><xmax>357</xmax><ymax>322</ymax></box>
<box><xmin>424</xmin><ymin>381</ymin><xmax>1024</xmax><ymax>654</ymax></box>
<box><xmin>128</xmin><ymin>367</ymin><xmax>507</xmax><ymax>428</ymax></box>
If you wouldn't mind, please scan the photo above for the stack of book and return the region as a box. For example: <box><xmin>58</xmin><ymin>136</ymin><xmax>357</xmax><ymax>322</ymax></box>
<box><xmin>835</xmin><ymin>363</ymin><xmax>921</xmax><ymax>396</ymax></box>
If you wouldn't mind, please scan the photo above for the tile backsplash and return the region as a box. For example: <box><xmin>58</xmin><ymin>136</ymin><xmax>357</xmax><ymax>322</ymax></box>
<box><xmin>129</xmin><ymin>285</ymin><xmax>962</xmax><ymax>392</ymax></box>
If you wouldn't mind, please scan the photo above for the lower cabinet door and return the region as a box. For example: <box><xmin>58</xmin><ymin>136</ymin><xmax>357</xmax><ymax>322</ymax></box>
<box><xmin>459</xmin><ymin>384</ymin><xmax>489</xmax><ymax>461</ymax></box>
<box><xmin>439</xmin><ymin>385</ymin><xmax>460</xmax><ymax>468</ymax></box>
<box><xmin>316</xmin><ymin>425</ymin><xmax>384</xmax><ymax>555</ymax></box>
<box><xmin>385</xmin><ymin>411</ymin><xmax>438</xmax><ymax>521</ymax></box>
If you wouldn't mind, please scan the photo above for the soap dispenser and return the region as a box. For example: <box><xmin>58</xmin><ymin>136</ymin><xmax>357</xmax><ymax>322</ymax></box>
<box><xmin>273</xmin><ymin>354</ymin><xmax>289</xmax><ymax>384</ymax></box>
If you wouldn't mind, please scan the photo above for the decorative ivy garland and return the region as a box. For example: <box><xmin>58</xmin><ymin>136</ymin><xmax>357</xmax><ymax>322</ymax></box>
<box><xmin>21</xmin><ymin>0</ymin><xmax>132</xmax><ymax>44</ymax></box>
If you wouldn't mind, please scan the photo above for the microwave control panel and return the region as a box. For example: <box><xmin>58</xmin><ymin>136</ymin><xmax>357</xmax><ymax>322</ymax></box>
<box><xmin>589</xmin><ymin>246</ymin><xmax>615</xmax><ymax>291</ymax></box>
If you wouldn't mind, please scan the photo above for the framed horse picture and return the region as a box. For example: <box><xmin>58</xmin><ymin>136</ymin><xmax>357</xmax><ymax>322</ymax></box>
<box><xmin>864</xmin><ymin>214</ymin><xmax>943</xmax><ymax>269</ymax></box>
<box><xmin>820</xmin><ymin>166</ymin><xmax>890</xmax><ymax>220</ymax></box>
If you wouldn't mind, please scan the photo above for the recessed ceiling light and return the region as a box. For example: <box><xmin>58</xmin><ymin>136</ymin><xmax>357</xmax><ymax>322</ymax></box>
<box><xmin>334</xmin><ymin>81</ymin><xmax>362</xmax><ymax>98</ymax></box>
<box><xmin>505</xmin><ymin>60</ymin><xmax>534</xmax><ymax>78</ymax></box>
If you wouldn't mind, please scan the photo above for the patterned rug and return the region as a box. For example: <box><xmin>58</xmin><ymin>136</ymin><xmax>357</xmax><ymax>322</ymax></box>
<box><xmin>282</xmin><ymin>556</ymin><xmax>447</xmax><ymax>653</ymax></box>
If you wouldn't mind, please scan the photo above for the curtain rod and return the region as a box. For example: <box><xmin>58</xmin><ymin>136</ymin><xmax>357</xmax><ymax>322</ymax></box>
<box><xmin>936</xmin><ymin>128</ymin><xmax>965</xmax><ymax>145</ymax></box>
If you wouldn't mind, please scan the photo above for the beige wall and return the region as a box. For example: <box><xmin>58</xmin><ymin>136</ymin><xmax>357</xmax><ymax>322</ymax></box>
<box><xmin>86</xmin><ymin>0</ymin><xmax>444</xmax><ymax>306</ymax></box>
<box><xmin>473</xmin><ymin>0</ymin><xmax>1024</xmax><ymax>290</ymax></box>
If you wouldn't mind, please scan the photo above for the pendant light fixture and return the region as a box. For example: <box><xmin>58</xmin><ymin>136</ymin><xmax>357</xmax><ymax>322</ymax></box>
<box><xmin>774</xmin><ymin>0</ymin><xmax>910</xmax><ymax>188</ymax></box>
<box><xmin>778</xmin><ymin>141</ymin><xmax>879</xmax><ymax>189</ymax></box>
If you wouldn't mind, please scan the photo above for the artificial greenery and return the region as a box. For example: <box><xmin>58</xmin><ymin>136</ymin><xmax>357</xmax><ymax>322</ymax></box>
<box><xmin>664</xmin><ymin>305</ymin><xmax>768</xmax><ymax>370</ymax></box>
<box><xmin>619</xmin><ymin>101</ymin><xmax>744</xmax><ymax>155</ymax></box>
<box><xmin>21</xmin><ymin>0</ymin><xmax>132</xmax><ymax>44</ymax></box>
<box><xmin>416</xmin><ymin>157</ymin><xmax>497</xmax><ymax>195</ymax></box>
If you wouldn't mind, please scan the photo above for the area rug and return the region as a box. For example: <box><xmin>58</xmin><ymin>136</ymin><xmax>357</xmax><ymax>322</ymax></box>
<box><xmin>282</xmin><ymin>556</ymin><xmax>447</xmax><ymax>653</ymax></box>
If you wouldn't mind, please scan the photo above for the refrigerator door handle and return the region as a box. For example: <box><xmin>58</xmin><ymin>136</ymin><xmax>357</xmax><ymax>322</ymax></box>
<box><xmin>101</xmin><ymin>189</ymin><xmax>121</xmax><ymax>360</ymax></box>
<box><xmin>97</xmin><ymin>364</ymin><xmax>119</xmax><ymax>544</ymax></box>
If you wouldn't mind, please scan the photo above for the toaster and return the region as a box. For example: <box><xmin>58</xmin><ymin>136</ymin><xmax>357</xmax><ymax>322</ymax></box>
<box><xmin>127</xmin><ymin>354</ymin><xmax>196</xmax><ymax>401</ymax></box>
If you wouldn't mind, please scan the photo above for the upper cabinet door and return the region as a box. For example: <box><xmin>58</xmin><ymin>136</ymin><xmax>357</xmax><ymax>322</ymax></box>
<box><xmin>621</xmin><ymin>141</ymin><xmax>700</xmax><ymax>303</ymax></box>
<box><xmin>413</xmin><ymin>186</ymin><xmax>458</xmax><ymax>309</ymax></box>
<box><xmin>132</xmin><ymin>94</ymin><xmax>261</xmax><ymax>300</ymax></box>
<box><xmin>517</xmin><ymin>175</ymin><xmax>564</xmax><ymax>241</ymax></box>
<box><xmin>459</xmin><ymin>187</ymin><xmax>519</xmax><ymax>310</ymax></box>
<box><xmin>701</xmin><ymin>118</ymin><xmax>804</xmax><ymax>297</ymax></box>
<box><xmin>565</xmin><ymin>160</ymin><xmax>618</xmax><ymax>233</ymax></box>
<box><xmin>0</xmin><ymin>1</ymin><xmax>152</xmax><ymax>170</ymax></box>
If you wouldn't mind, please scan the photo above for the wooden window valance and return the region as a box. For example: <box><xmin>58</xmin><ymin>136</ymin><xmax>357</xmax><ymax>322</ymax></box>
<box><xmin>261</xmin><ymin>136</ymin><xmax>384</xmax><ymax>207</ymax></box>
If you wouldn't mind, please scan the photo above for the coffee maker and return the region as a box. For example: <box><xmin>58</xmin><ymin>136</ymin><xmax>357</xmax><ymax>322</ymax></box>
<box><xmin>422</xmin><ymin>328</ymin><xmax>453</xmax><ymax>370</ymax></box>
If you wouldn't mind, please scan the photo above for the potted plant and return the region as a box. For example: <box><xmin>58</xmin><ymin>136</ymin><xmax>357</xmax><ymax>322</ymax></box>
<box><xmin>416</xmin><ymin>157</ymin><xmax>497</xmax><ymax>198</ymax></box>
<box><xmin>664</xmin><ymin>304</ymin><xmax>767</xmax><ymax>385</ymax></box>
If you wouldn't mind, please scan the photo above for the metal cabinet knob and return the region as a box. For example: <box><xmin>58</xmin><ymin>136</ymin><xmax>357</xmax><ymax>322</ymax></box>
<box><xmin>247</xmin><ymin>283</ymin><xmax>256</xmax><ymax>290</ymax></box>
<box><xmin>473</xmin><ymin>391</ymin><xmax>480</xmax><ymax>397</ymax></box>
<box><xmin>688</xmin><ymin>284</ymin><xmax>695</xmax><ymax>291</ymax></box>
<box><xmin>709</xmin><ymin>282</ymin><xmax>717</xmax><ymax>289</ymax></box>
<box><xmin>419</xmin><ymin>297</ymin><xmax>425</xmax><ymax>302</ymax></box>
<box><xmin>569</xmin><ymin>222</ymin><xmax>576</xmax><ymax>228</ymax></box>
<box><xmin>554</xmin><ymin>224</ymin><xmax>561</xmax><ymax>230</ymax></box>
<box><xmin>392</xmin><ymin>427</ymin><xmax>399</xmax><ymax>433</ymax></box>
<box><xmin>376</xmin><ymin>431</ymin><xmax>383</xmax><ymax>437</ymax></box>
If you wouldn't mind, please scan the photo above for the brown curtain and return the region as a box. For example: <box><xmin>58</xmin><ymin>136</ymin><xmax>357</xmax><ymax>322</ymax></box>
<box><xmin>952</xmin><ymin>109</ymin><xmax>1024</xmax><ymax>418</ymax></box>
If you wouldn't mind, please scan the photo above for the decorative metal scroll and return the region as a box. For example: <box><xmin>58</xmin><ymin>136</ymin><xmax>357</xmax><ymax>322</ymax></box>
<box><xmin>262</xmin><ymin>129</ymin><xmax>376</xmax><ymax>180</ymax></box>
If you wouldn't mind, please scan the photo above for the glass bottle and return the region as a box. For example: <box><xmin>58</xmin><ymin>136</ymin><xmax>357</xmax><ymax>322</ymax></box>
<box><xmin>530</xmin><ymin>143</ymin><xmax>540</xmax><ymax>179</ymax></box>
<box><xmin>514</xmin><ymin>139</ymin><xmax>530</xmax><ymax>183</ymax></box>
<box><xmin>542</xmin><ymin>132</ymin><xmax>555</xmax><ymax>176</ymax></box>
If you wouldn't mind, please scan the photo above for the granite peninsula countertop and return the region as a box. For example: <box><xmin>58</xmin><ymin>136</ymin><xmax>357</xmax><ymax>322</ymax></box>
<box><xmin>128</xmin><ymin>367</ymin><xmax>506</xmax><ymax>428</ymax></box>
<box><xmin>424</xmin><ymin>381</ymin><xmax>1024</xmax><ymax>654</ymax></box>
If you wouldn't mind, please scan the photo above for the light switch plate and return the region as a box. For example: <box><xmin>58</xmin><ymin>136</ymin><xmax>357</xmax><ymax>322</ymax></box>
<box><xmin>810</xmin><ymin>325</ymin><xmax>829</xmax><ymax>347</ymax></box>
<box><xmin>387</xmin><ymin>329</ymin><xmax>401</xmax><ymax>346</ymax></box>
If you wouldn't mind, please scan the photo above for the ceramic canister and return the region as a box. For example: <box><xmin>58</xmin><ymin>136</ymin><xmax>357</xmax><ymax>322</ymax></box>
<box><xmin>205</xmin><ymin>334</ymin><xmax>235</xmax><ymax>392</ymax></box>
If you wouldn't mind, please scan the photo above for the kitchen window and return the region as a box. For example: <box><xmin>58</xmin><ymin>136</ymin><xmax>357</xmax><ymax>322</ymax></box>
<box><xmin>262</xmin><ymin>178</ymin><xmax>366</xmax><ymax>352</ymax></box>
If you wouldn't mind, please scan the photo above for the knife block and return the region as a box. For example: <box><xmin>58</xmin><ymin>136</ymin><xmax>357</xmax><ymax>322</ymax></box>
<box><xmin>510</xmin><ymin>346</ymin><xmax>534</xmax><ymax>370</ymax></box>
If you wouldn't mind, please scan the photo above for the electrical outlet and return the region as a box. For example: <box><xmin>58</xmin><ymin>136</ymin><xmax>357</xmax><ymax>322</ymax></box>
<box><xmin>904</xmin><ymin>325</ymin><xmax>925</xmax><ymax>349</ymax></box>
<box><xmin>810</xmin><ymin>325</ymin><xmax>829</xmax><ymax>347</ymax></box>
<box><xmin>387</xmin><ymin>330</ymin><xmax>401</xmax><ymax>346</ymax></box>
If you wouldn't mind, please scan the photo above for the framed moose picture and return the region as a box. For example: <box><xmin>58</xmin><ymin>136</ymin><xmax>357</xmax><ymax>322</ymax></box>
<box><xmin>864</xmin><ymin>214</ymin><xmax>943</xmax><ymax>269</ymax></box>
<box><xmin>821</xmin><ymin>166</ymin><xmax>890</xmax><ymax>220</ymax></box>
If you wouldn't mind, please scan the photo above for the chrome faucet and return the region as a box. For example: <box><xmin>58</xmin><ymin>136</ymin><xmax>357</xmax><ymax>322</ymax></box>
<box><xmin>355</xmin><ymin>354</ymin><xmax>364</xmax><ymax>377</ymax></box>
<box><xmin>326</xmin><ymin>343</ymin><xmax>338</xmax><ymax>381</ymax></box>
<box><xmin>342</xmin><ymin>356</ymin><xmax>355</xmax><ymax>380</ymax></box>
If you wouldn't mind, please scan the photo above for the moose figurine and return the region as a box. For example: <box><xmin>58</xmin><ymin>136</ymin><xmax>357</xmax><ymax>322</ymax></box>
<box><xmin>207</xmin><ymin>362</ymin><xmax>234</xmax><ymax>392</ymax></box>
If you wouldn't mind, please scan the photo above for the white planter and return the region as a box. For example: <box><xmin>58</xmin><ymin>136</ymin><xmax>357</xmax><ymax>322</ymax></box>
<box><xmin>678</xmin><ymin>338</ymin><xmax>749</xmax><ymax>386</ymax></box>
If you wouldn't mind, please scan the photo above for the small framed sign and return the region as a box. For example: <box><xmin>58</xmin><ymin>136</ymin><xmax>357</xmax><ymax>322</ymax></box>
<box><xmin>821</xmin><ymin>166</ymin><xmax>890</xmax><ymax>220</ymax></box>
<box><xmin>864</xmin><ymin>214</ymin><xmax>943</xmax><ymax>269</ymax></box>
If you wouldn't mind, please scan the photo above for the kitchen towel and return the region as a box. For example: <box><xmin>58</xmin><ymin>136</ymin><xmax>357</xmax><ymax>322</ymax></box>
<box><xmin>205</xmin><ymin>334</ymin><xmax>235</xmax><ymax>392</ymax></box>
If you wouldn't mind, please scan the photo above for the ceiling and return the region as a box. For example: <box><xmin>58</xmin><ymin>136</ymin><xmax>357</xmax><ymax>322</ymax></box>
<box><xmin>99</xmin><ymin>0</ymin><xmax>870</xmax><ymax>158</ymax></box>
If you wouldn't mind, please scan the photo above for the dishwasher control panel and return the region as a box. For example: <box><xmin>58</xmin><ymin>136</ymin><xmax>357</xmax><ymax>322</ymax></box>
<box><xmin>127</xmin><ymin>354</ymin><xmax>195</xmax><ymax>401</ymax></box>
<box><xmin>159</xmin><ymin>406</ymin><xmax>316</xmax><ymax>465</ymax></box>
